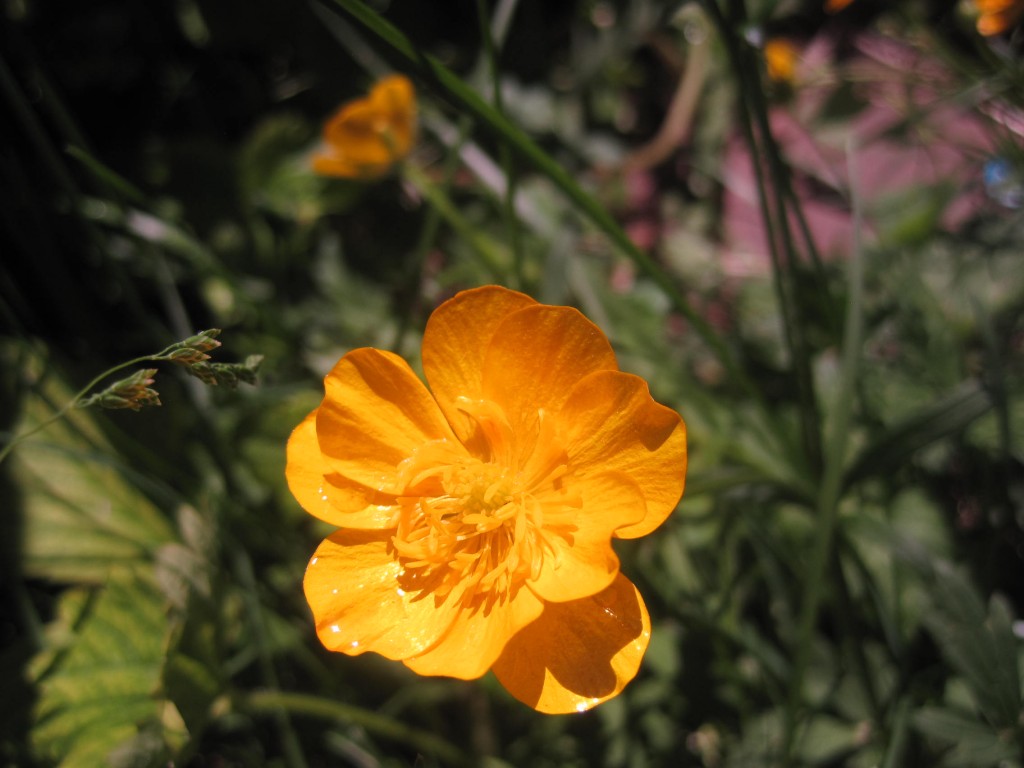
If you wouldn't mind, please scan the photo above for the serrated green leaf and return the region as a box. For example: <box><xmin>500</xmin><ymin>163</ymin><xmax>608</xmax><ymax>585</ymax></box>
<box><xmin>31</xmin><ymin>570</ymin><xmax>167</xmax><ymax>768</ymax></box>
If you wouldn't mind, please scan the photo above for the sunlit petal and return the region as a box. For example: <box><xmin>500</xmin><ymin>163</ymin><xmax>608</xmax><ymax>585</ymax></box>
<box><xmin>422</xmin><ymin>285</ymin><xmax>537</xmax><ymax>444</ymax></box>
<box><xmin>402</xmin><ymin>586</ymin><xmax>544</xmax><ymax>680</ymax></box>
<box><xmin>316</xmin><ymin>348</ymin><xmax>461</xmax><ymax>491</ymax></box>
<box><xmin>558</xmin><ymin>370</ymin><xmax>686</xmax><ymax>539</ymax></box>
<box><xmin>304</xmin><ymin>530</ymin><xmax>457</xmax><ymax>660</ymax></box>
<box><xmin>286</xmin><ymin>409</ymin><xmax>399</xmax><ymax>527</ymax></box>
<box><xmin>313</xmin><ymin>74</ymin><xmax>417</xmax><ymax>180</ymax></box>
<box><xmin>482</xmin><ymin>305</ymin><xmax>618</xmax><ymax>450</ymax></box>
<box><xmin>492</xmin><ymin>574</ymin><xmax>651</xmax><ymax>714</ymax></box>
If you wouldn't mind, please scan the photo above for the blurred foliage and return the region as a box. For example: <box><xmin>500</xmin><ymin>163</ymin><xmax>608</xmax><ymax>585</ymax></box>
<box><xmin>2</xmin><ymin>0</ymin><xmax>1023</xmax><ymax>766</ymax></box>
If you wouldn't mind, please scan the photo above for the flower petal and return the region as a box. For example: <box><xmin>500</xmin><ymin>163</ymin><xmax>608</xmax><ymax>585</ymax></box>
<box><xmin>527</xmin><ymin>472</ymin><xmax>646</xmax><ymax>603</ymax></box>
<box><xmin>286</xmin><ymin>409</ymin><xmax>400</xmax><ymax>528</ymax></box>
<box><xmin>492</xmin><ymin>573</ymin><xmax>651</xmax><ymax>714</ymax></box>
<box><xmin>402</xmin><ymin>586</ymin><xmax>544</xmax><ymax>680</ymax></box>
<box><xmin>323</xmin><ymin>101</ymin><xmax>395</xmax><ymax>165</ymax></box>
<box><xmin>316</xmin><ymin>348</ymin><xmax>460</xmax><ymax>491</ymax></box>
<box><xmin>422</xmin><ymin>286</ymin><xmax>537</xmax><ymax>443</ymax></box>
<box><xmin>304</xmin><ymin>530</ymin><xmax>458</xmax><ymax>660</ymax></box>
<box><xmin>368</xmin><ymin>74</ymin><xmax>417</xmax><ymax>152</ymax></box>
<box><xmin>312</xmin><ymin>152</ymin><xmax>384</xmax><ymax>180</ymax></box>
<box><xmin>482</xmin><ymin>305</ymin><xmax>618</xmax><ymax>450</ymax></box>
<box><xmin>558</xmin><ymin>370</ymin><xmax>686</xmax><ymax>539</ymax></box>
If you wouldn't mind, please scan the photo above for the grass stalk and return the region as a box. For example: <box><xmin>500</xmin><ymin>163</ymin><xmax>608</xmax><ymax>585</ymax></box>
<box><xmin>391</xmin><ymin>120</ymin><xmax>473</xmax><ymax>354</ymax></box>
<box><xmin>321</xmin><ymin>0</ymin><xmax>756</xmax><ymax>399</ymax></box>
<box><xmin>242</xmin><ymin>690</ymin><xmax>470</xmax><ymax>765</ymax></box>
<box><xmin>475</xmin><ymin>0</ymin><xmax>523</xmax><ymax>288</ymax></box>
<box><xmin>781</xmin><ymin>137</ymin><xmax>866</xmax><ymax>763</ymax></box>
<box><xmin>700</xmin><ymin>0</ymin><xmax>822</xmax><ymax>472</ymax></box>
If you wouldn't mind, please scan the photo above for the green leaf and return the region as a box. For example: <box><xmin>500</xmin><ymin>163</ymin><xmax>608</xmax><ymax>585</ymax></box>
<box><xmin>844</xmin><ymin>383</ymin><xmax>992</xmax><ymax>488</ymax></box>
<box><xmin>924</xmin><ymin>564</ymin><xmax>1022</xmax><ymax>729</ymax></box>
<box><xmin>238</xmin><ymin>113</ymin><xmax>361</xmax><ymax>221</ymax></box>
<box><xmin>13</xmin><ymin>377</ymin><xmax>175</xmax><ymax>584</ymax></box>
<box><xmin>912</xmin><ymin>707</ymin><xmax>1019</xmax><ymax>767</ymax></box>
<box><xmin>321</xmin><ymin>0</ymin><xmax>752</xmax><ymax>398</ymax></box>
<box><xmin>156</xmin><ymin>507</ymin><xmax>223</xmax><ymax>748</ymax></box>
<box><xmin>30</xmin><ymin>571</ymin><xmax>169</xmax><ymax>768</ymax></box>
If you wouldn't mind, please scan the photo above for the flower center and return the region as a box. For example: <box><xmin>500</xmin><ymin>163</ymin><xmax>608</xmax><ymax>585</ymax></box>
<box><xmin>388</xmin><ymin>400</ymin><xmax>578</xmax><ymax>605</ymax></box>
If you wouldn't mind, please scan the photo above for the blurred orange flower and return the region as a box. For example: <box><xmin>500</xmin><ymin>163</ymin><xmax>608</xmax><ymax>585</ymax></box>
<box><xmin>312</xmin><ymin>74</ymin><xmax>417</xmax><ymax>179</ymax></box>
<box><xmin>974</xmin><ymin>0</ymin><xmax>1024</xmax><ymax>35</ymax></box>
<box><xmin>824</xmin><ymin>0</ymin><xmax>856</xmax><ymax>13</ymax></box>
<box><xmin>765</xmin><ymin>39</ymin><xmax>798</xmax><ymax>83</ymax></box>
<box><xmin>287</xmin><ymin>285</ymin><xmax>687</xmax><ymax>713</ymax></box>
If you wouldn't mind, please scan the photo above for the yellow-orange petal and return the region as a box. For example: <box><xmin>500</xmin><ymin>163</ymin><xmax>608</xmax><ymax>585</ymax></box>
<box><xmin>312</xmin><ymin>151</ymin><xmax>386</xmax><ymax>180</ymax></box>
<box><xmin>527</xmin><ymin>472</ymin><xmax>646</xmax><ymax>603</ymax></box>
<box><xmin>286</xmin><ymin>409</ymin><xmax>399</xmax><ymax>528</ymax></box>
<box><xmin>305</xmin><ymin>530</ymin><xmax>457</xmax><ymax>660</ymax></box>
<box><xmin>558</xmin><ymin>370</ymin><xmax>686</xmax><ymax>539</ymax></box>
<box><xmin>976</xmin><ymin>1</ymin><xmax>1024</xmax><ymax>36</ymax></box>
<box><xmin>481</xmin><ymin>305</ymin><xmax>618</xmax><ymax>451</ymax></box>
<box><xmin>368</xmin><ymin>74</ymin><xmax>417</xmax><ymax>151</ymax></box>
<box><xmin>492</xmin><ymin>573</ymin><xmax>651</xmax><ymax>714</ymax></box>
<box><xmin>824</xmin><ymin>0</ymin><xmax>855</xmax><ymax>12</ymax></box>
<box><xmin>402</xmin><ymin>585</ymin><xmax>545</xmax><ymax>680</ymax></box>
<box><xmin>316</xmin><ymin>348</ymin><xmax>461</xmax><ymax>491</ymax></box>
<box><xmin>764</xmin><ymin>39</ymin><xmax>797</xmax><ymax>84</ymax></box>
<box><xmin>422</xmin><ymin>286</ymin><xmax>537</xmax><ymax>444</ymax></box>
<box><xmin>316</xmin><ymin>74</ymin><xmax>416</xmax><ymax>180</ymax></box>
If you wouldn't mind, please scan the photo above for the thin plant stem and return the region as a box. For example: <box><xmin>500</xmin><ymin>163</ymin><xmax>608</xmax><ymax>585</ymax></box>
<box><xmin>830</xmin><ymin>548</ymin><xmax>882</xmax><ymax>721</ymax></box>
<box><xmin>234</xmin><ymin>552</ymin><xmax>310</xmax><ymax>768</ymax></box>
<box><xmin>475</xmin><ymin>0</ymin><xmax>523</xmax><ymax>288</ymax></box>
<box><xmin>0</xmin><ymin>355</ymin><xmax>150</xmax><ymax>466</ymax></box>
<box><xmin>700</xmin><ymin>0</ymin><xmax>822</xmax><ymax>472</ymax></box>
<box><xmin>321</xmin><ymin>0</ymin><xmax>757</xmax><ymax>400</ymax></box>
<box><xmin>0</xmin><ymin>52</ymin><xmax>80</xmax><ymax>202</ymax></box>
<box><xmin>391</xmin><ymin>118</ymin><xmax>473</xmax><ymax>354</ymax></box>
<box><xmin>880</xmin><ymin>696</ymin><xmax>912</xmax><ymax>768</ymax></box>
<box><xmin>402</xmin><ymin>160</ymin><xmax>509</xmax><ymax>274</ymax></box>
<box><xmin>781</xmin><ymin>137</ymin><xmax>866</xmax><ymax>764</ymax></box>
<box><xmin>0</xmin><ymin>332</ymin><xmax>223</xmax><ymax>465</ymax></box>
<box><xmin>242</xmin><ymin>690</ymin><xmax>470</xmax><ymax>765</ymax></box>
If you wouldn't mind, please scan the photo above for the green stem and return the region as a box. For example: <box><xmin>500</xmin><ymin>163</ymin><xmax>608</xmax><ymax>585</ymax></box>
<box><xmin>0</xmin><ymin>52</ymin><xmax>80</xmax><ymax>201</ymax></box>
<box><xmin>391</xmin><ymin>120</ymin><xmax>472</xmax><ymax>354</ymax></box>
<box><xmin>321</xmin><ymin>0</ymin><xmax>755</xmax><ymax>398</ymax></box>
<box><xmin>0</xmin><ymin>355</ymin><xmax>154</xmax><ymax>466</ymax></box>
<box><xmin>241</xmin><ymin>690</ymin><xmax>470</xmax><ymax>765</ymax></box>
<box><xmin>701</xmin><ymin>0</ymin><xmax>822</xmax><ymax>472</ymax></box>
<box><xmin>234</xmin><ymin>552</ymin><xmax>309</xmax><ymax>768</ymax></box>
<box><xmin>880</xmin><ymin>696</ymin><xmax>912</xmax><ymax>768</ymax></box>
<box><xmin>475</xmin><ymin>0</ymin><xmax>523</xmax><ymax>288</ymax></box>
<box><xmin>402</xmin><ymin>161</ymin><xmax>509</xmax><ymax>274</ymax></box>
<box><xmin>0</xmin><ymin>331</ymin><xmax>220</xmax><ymax>465</ymax></box>
<box><xmin>781</xmin><ymin>137</ymin><xmax>866</xmax><ymax>764</ymax></box>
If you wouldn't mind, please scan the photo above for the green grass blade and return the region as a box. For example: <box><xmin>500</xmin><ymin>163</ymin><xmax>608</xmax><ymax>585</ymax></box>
<box><xmin>320</xmin><ymin>0</ymin><xmax>753</xmax><ymax>396</ymax></box>
<box><xmin>782</xmin><ymin>137</ymin><xmax>867</xmax><ymax>763</ymax></box>
<box><xmin>843</xmin><ymin>383</ymin><xmax>993</xmax><ymax>488</ymax></box>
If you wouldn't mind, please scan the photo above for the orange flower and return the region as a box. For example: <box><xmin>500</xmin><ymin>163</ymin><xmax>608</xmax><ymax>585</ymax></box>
<box><xmin>312</xmin><ymin>74</ymin><xmax>417</xmax><ymax>180</ymax></box>
<box><xmin>974</xmin><ymin>0</ymin><xmax>1024</xmax><ymax>35</ymax></box>
<box><xmin>824</xmin><ymin>0</ymin><xmax>856</xmax><ymax>12</ymax></box>
<box><xmin>287</xmin><ymin>286</ymin><xmax>687</xmax><ymax>713</ymax></box>
<box><xmin>764</xmin><ymin>39</ymin><xmax>798</xmax><ymax>84</ymax></box>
